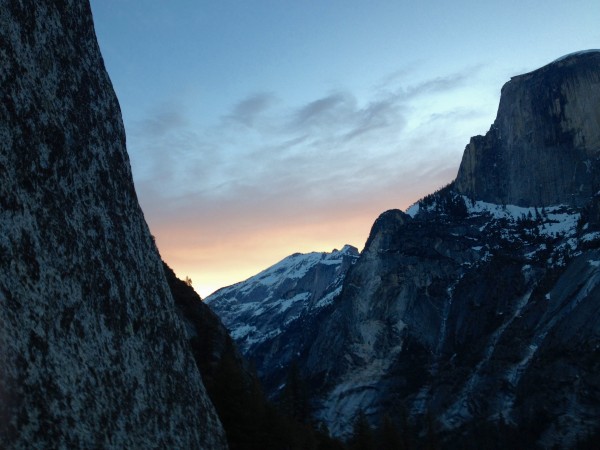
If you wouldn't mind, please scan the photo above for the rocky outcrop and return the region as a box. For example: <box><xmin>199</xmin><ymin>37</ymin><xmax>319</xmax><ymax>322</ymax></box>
<box><xmin>304</xmin><ymin>190</ymin><xmax>600</xmax><ymax>446</ymax></box>
<box><xmin>0</xmin><ymin>2</ymin><xmax>226</xmax><ymax>448</ymax></box>
<box><xmin>455</xmin><ymin>50</ymin><xmax>600</xmax><ymax>207</ymax></box>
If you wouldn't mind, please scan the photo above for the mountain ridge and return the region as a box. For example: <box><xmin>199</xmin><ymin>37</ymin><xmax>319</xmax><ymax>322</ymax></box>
<box><xmin>207</xmin><ymin>52</ymin><xmax>600</xmax><ymax>447</ymax></box>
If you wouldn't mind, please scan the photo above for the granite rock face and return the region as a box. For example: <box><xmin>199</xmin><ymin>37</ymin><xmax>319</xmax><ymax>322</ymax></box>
<box><xmin>0</xmin><ymin>2</ymin><xmax>226</xmax><ymax>448</ymax></box>
<box><xmin>305</xmin><ymin>193</ymin><xmax>600</xmax><ymax>446</ymax></box>
<box><xmin>455</xmin><ymin>51</ymin><xmax>600</xmax><ymax>207</ymax></box>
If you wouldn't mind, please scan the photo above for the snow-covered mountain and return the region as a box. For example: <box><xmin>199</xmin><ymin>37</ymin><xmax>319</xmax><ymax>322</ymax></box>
<box><xmin>206</xmin><ymin>51</ymin><xmax>600</xmax><ymax>448</ymax></box>
<box><xmin>206</xmin><ymin>245</ymin><xmax>358</xmax><ymax>390</ymax></box>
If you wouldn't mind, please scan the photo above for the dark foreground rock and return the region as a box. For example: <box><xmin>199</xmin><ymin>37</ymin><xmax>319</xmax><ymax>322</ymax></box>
<box><xmin>0</xmin><ymin>2</ymin><xmax>226</xmax><ymax>448</ymax></box>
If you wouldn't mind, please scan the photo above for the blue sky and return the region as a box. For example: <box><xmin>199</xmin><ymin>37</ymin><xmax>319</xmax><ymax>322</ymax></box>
<box><xmin>89</xmin><ymin>0</ymin><xmax>600</xmax><ymax>297</ymax></box>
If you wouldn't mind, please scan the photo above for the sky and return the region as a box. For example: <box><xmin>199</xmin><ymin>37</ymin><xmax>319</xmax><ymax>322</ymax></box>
<box><xmin>89</xmin><ymin>0</ymin><xmax>600</xmax><ymax>298</ymax></box>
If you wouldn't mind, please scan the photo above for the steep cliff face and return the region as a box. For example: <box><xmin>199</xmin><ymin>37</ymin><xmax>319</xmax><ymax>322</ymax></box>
<box><xmin>305</xmin><ymin>191</ymin><xmax>600</xmax><ymax>446</ymax></box>
<box><xmin>455</xmin><ymin>50</ymin><xmax>600</xmax><ymax>207</ymax></box>
<box><xmin>304</xmin><ymin>206</ymin><xmax>477</xmax><ymax>434</ymax></box>
<box><xmin>0</xmin><ymin>2</ymin><xmax>226</xmax><ymax>448</ymax></box>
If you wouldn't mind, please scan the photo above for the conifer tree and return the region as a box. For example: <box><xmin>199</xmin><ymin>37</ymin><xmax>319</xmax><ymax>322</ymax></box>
<box><xmin>280</xmin><ymin>362</ymin><xmax>311</xmax><ymax>423</ymax></box>
<box><xmin>350</xmin><ymin>410</ymin><xmax>374</xmax><ymax>450</ymax></box>
<box><xmin>377</xmin><ymin>414</ymin><xmax>404</xmax><ymax>450</ymax></box>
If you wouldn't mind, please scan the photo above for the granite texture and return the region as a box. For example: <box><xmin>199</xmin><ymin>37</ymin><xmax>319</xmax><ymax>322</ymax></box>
<box><xmin>455</xmin><ymin>51</ymin><xmax>600</xmax><ymax>207</ymax></box>
<box><xmin>0</xmin><ymin>2</ymin><xmax>227</xmax><ymax>448</ymax></box>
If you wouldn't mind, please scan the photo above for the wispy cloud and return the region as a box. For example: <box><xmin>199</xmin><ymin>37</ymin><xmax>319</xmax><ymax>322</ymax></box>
<box><xmin>126</xmin><ymin>64</ymin><xmax>494</xmax><ymax>295</ymax></box>
<box><xmin>135</xmin><ymin>108</ymin><xmax>188</xmax><ymax>138</ymax></box>
<box><xmin>404</xmin><ymin>69</ymin><xmax>475</xmax><ymax>98</ymax></box>
<box><xmin>292</xmin><ymin>92</ymin><xmax>355</xmax><ymax>127</ymax></box>
<box><xmin>130</xmin><ymin>65</ymin><xmax>487</xmax><ymax>202</ymax></box>
<box><xmin>226</xmin><ymin>92</ymin><xmax>277</xmax><ymax>127</ymax></box>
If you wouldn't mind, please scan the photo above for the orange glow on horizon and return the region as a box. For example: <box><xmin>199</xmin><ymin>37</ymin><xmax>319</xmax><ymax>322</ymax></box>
<box><xmin>157</xmin><ymin>214</ymin><xmax>375</xmax><ymax>298</ymax></box>
<box><xmin>145</xmin><ymin>164</ymin><xmax>458</xmax><ymax>299</ymax></box>
<box><xmin>154</xmin><ymin>197</ymin><xmax>418</xmax><ymax>298</ymax></box>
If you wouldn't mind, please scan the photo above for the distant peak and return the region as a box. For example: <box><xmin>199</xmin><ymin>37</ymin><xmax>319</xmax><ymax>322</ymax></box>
<box><xmin>335</xmin><ymin>244</ymin><xmax>359</xmax><ymax>255</ymax></box>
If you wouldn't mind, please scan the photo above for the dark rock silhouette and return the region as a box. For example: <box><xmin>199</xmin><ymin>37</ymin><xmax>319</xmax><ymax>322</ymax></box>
<box><xmin>0</xmin><ymin>2</ymin><xmax>226</xmax><ymax>448</ymax></box>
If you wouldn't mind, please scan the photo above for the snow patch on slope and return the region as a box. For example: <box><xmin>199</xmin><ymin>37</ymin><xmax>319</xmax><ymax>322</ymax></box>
<box><xmin>408</xmin><ymin>196</ymin><xmax>581</xmax><ymax>242</ymax></box>
<box><xmin>465</xmin><ymin>199</ymin><xmax>579</xmax><ymax>235</ymax></box>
